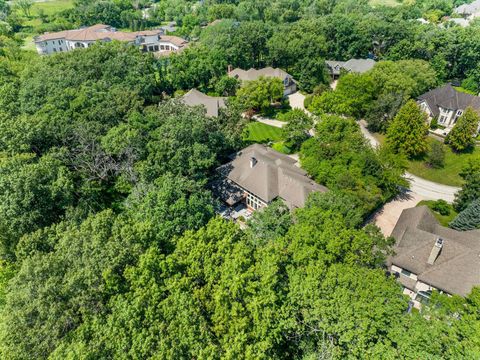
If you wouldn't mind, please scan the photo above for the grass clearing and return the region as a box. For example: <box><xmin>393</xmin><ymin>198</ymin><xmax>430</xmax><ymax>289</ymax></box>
<box><xmin>369</xmin><ymin>0</ymin><xmax>400</xmax><ymax>7</ymax></box>
<box><xmin>243</xmin><ymin>122</ymin><xmax>284</xmax><ymax>143</ymax></box>
<box><xmin>417</xmin><ymin>200</ymin><xmax>458</xmax><ymax>227</ymax></box>
<box><xmin>408</xmin><ymin>138</ymin><xmax>479</xmax><ymax>186</ymax></box>
<box><xmin>31</xmin><ymin>0</ymin><xmax>74</xmax><ymax>16</ymax></box>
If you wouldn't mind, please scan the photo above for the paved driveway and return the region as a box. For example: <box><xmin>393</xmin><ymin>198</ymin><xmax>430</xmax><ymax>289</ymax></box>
<box><xmin>372</xmin><ymin>191</ymin><xmax>424</xmax><ymax>237</ymax></box>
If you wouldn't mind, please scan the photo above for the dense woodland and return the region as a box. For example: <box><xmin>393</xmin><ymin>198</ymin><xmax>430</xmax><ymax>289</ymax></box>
<box><xmin>0</xmin><ymin>0</ymin><xmax>480</xmax><ymax>358</ymax></box>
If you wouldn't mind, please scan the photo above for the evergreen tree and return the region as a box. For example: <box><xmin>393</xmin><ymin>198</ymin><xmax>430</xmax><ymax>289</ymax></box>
<box><xmin>445</xmin><ymin>107</ymin><xmax>480</xmax><ymax>152</ymax></box>
<box><xmin>450</xmin><ymin>198</ymin><xmax>480</xmax><ymax>230</ymax></box>
<box><xmin>454</xmin><ymin>158</ymin><xmax>480</xmax><ymax>211</ymax></box>
<box><xmin>386</xmin><ymin>100</ymin><xmax>429</xmax><ymax>158</ymax></box>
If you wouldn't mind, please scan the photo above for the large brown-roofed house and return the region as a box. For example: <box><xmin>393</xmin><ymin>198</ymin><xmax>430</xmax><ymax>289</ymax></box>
<box><xmin>418</xmin><ymin>83</ymin><xmax>480</xmax><ymax>134</ymax></box>
<box><xmin>388</xmin><ymin>206</ymin><xmax>480</xmax><ymax>308</ymax></box>
<box><xmin>214</xmin><ymin>144</ymin><xmax>327</xmax><ymax>211</ymax></box>
<box><xmin>228</xmin><ymin>67</ymin><xmax>297</xmax><ymax>96</ymax></box>
<box><xmin>325</xmin><ymin>58</ymin><xmax>376</xmax><ymax>79</ymax></box>
<box><xmin>34</xmin><ymin>24</ymin><xmax>188</xmax><ymax>55</ymax></box>
<box><xmin>181</xmin><ymin>89</ymin><xmax>226</xmax><ymax>117</ymax></box>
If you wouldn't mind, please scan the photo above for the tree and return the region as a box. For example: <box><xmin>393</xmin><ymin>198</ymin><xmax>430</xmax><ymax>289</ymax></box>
<box><xmin>426</xmin><ymin>141</ymin><xmax>445</xmax><ymax>168</ymax></box>
<box><xmin>453</xmin><ymin>158</ymin><xmax>480</xmax><ymax>211</ymax></box>
<box><xmin>445</xmin><ymin>107</ymin><xmax>480</xmax><ymax>152</ymax></box>
<box><xmin>236</xmin><ymin>76</ymin><xmax>284</xmax><ymax>112</ymax></box>
<box><xmin>0</xmin><ymin>152</ymin><xmax>74</xmax><ymax>258</ymax></box>
<box><xmin>214</xmin><ymin>75</ymin><xmax>240</xmax><ymax>96</ymax></box>
<box><xmin>280</xmin><ymin>109</ymin><xmax>314</xmax><ymax>151</ymax></box>
<box><xmin>450</xmin><ymin>198</ymin><xmax>480</xmax><ymax>230</ymax></box>
<box><xmin>14</xmin><ymin>0</ymin><xmax>33</xmax><ymax>18</ymax></box>
<box><xmin>386</xmin><ymin>100</ymin><xmax>429</xmax><ymax>158</ymax></box>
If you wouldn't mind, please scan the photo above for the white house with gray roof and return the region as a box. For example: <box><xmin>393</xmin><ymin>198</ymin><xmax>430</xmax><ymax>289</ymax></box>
<box><xmin>213</xmin><ymin>144</ymin><xmax>327</xmax><ymax>211</ymax></box>
<box><xmin>228</xmin><ymin>67</ymin><xmax>297</xmax><ymax>96</ymax></box>
<box><xmin>181</xmin><ymin>89</ymin><xmax>226</xmax><ymax>117</ymax></box>
<box><xmin>418</xmin><ymin>83</ymin><xmax>480</xmax><ymax>134</ymax></box>
<box><xmin>388</xmin><ymin>206</ymin><xmax>480</xmax><ymax>309</ymax></box>
<box><xmin>325</xmin><ymin>58</ymin><xmax>376</xmax><ymax>79</ymax></box>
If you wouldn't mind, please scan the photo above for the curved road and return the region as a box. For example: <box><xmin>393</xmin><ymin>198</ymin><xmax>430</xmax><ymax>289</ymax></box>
<box><xmin>358</xmin><ymin>120</ymin><xmax>459</xmax><ymax>202</ymax></box>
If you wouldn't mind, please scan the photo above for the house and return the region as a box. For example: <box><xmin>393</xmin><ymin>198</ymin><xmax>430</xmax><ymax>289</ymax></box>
<box><xmin>181</xmin><ymin>89</ymin><xmax>226</xmax><ymax>117</ymax></box>
<box><xmin>34</xmin><ymin>24</ymin><xmax>188</xmax><ymax>55</ymax></box>
<box><xmin>388</xmin><ymin>206</ymin><xmax>480</xmax><ymax>309</ymax></box>
<box><xmin>227</xmin><ymin>67</ymin><xmax>297</xmax><ymax>96</ymax></box>
<box><xmin>325</xmin><ymin>58</ymin><xmax>376</xmax><ymax>79</ymax></box>
<box><xmin>213</xmin><ymin>144</ymin><xmax>327</xmax><ymax>211</ymax></box>
<box><xmin>455</xmin><ymin>0</ymin><xmax>480</xmax><ymax>19</ymax></box>
<box><xmin>418</xmin><ymin>83</ymin><xmax>480</xmax><ymax>133</ymax></box>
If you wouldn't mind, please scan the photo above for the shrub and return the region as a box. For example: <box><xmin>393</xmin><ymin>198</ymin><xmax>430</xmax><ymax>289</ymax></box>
<box><xmin>432</xmin><ymin>199</ymin><xmax>450</xmax><ymax>216</ymax></box>
<box><xmin>426</xmin><ymin>141</ymin><xmax>445</xmax><ymax>168</ymax></box>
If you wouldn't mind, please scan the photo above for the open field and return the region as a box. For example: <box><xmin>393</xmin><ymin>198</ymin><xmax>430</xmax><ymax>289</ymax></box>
<box><xmin>243</xmin><ymin>122</ymin><xmax>284</xmax><ymax>143</ymax></box>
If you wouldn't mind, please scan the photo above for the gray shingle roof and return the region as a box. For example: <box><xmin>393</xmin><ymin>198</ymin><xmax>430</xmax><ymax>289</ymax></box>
<box><xmin>418</xmin><ymin>83</ymin><xmax>480</xmax><ymax>117</ymax></box>
<box><xmin>181</xmin><ymin>89</ymin><xmax>226</xmax><ymax>117</ymax></box>
<box><xmin>389</xmin><ymin>206</ymin><xmax>480</xmax><ymax>296</ymax></box>
<box><xmin>455</xmin><ymin>0</ymin><xmax>480</xmax><ymax>15</ymax></box>
<box><xmin>228</xmin><ymin>67</ymin><xmax>293</xmax><ymax>82</ymax></box>
<box><xmin>325</xmin><ymin>59</ymin><xmax>376</xmax><ymax>75</ymax></box>
<box><xmin>217</xmin><ymin>144</ymin><xmax>327</xmax><ymax>209</ymax></box>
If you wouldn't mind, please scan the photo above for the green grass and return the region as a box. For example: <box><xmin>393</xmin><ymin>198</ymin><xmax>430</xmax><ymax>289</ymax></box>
<box><xmin>271</xmin><ymin>141</ymin><xmax>293</xmax><ymax>154</ymax></box>
<box><xmin>417</xmin><ymin>200</ymin><xmax>458</xmax><ymax>227</ymax></box>
<box><xmin>30</xmin><ymin>0</ymin><xmax>74</xmax><ymax>17</ymax></box>
<box><xmin>242</xmin><ymin>122</ymin><xmax>284</xmax><ymax>143</ymax></box>
<box><xmin>369</xmin><ymin>0</ymin><xmax>400</xmax><ymax>7</ymax></box>
<box><xmin>408</xmin><ymin>138</ymin><xmax>479</xmax><ymax>187</ymax></box>
<box><xmin>454</xmin><ymin>86</ymin><xmax>477</xmax><ymax>95</ymax></box>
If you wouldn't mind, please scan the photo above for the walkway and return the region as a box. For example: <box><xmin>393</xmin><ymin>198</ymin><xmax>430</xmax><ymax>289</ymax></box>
<box><xmin>251</xmin><ymin>115</ymin><xmax>285</xmax><ymax>128</ymax></box>
<box><xmin>358</xmin><ymin>120</ymin><xmax>460</xmax><ymax>203</ymax></box>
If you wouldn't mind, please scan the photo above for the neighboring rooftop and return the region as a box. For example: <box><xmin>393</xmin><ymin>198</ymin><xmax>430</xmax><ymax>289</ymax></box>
<box><xmin>181</xmin><ymin>89</ymin><xmax>226</xmax><ymax>117</ymax></box>
<box><xmin>455</xmin><ymin>0</ymin><xmax>480</xmax><ymax>15</ymax></box>
<box><xmin>326</xmin><ymin>58</ymin><xmax>376</xmax><ymax>75</ymax></box>
<box><xmin>418</xmin><ymin>83</ymin><xmax>480</xmax><ymax>117</ymax></box>
<box><xmin>35</xmin><ymin>24</ymin><xmax>187</xmax><ymax>48</ymax></box>
<box><xmin>228</xmin><ymin>67</ymin><xmax>293</xmax><ymax>82</ymax></box>
<box><xmin>388</xmin><ymin>206</ymin><xmax>480</xmax><ymax>296</ymax></box>
<box><xmin>216</xmin><ymin>144</ymin><xmax>327</xmax><ymax>209</ymax></box>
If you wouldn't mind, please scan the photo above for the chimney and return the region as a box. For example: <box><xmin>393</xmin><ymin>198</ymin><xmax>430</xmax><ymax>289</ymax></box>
<box><xmin>427</xmin><ymin>237</ymin><xmax>443</xmax><ymax>265</ymax></box>
<box><xmin>227</xmin><ymin>64</ymin><xmax>233</xmax><ymax>73</ymax></box>
<box><xmin>250</xmin><ymin>157</ymin><xmax>257</xmax><ymax>168</ymax></box>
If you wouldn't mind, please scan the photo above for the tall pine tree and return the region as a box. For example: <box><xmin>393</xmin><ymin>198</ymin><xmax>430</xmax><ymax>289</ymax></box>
<box><xmin>445</xmin><ymin>107</ymin><xmax>480</xmax><ymax>152</ymax></box>
<box><xmin>386</xmin><ymin>100</ymin><xmax>428</xmax><ymax>158</ymax></box>
<box><xmin>450</xmin><ymin>198</ymin><xmax>480</xmax><ymax>230</ymax></box>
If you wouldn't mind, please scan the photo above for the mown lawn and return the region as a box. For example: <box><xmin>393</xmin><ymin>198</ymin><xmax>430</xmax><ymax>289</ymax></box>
<box><xmin>30</xmin><ymin>0</ymin><xmax>74</xmax><ymax>16</ymax></box>
<box><xmin>369</xmin><ymin>0</ymin><xmax>400</xmax><ymax>6</ymax></box>
<box><xmin>243</xmin><ymin>122</ymin><xmax>284</xmax><ymax>143</ymax></box>
<box><xmin>417</xmin><ymin>200</ymin><xmax>458</xmax><ymax>227</ymax></box>
<box><xmin>408</xmin><ymin>138</ymin><xmax>479</xmax><ymax>186</ymax></box>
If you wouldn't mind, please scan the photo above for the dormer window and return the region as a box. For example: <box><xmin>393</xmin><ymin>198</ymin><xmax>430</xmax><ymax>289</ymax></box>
<box><xmin>457</xmin><ymin>110</ymin><xmax>463</xmax><ymax>116</ymax></box>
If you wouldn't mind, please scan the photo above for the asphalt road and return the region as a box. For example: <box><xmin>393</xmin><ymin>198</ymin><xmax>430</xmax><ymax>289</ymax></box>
<box><xmin>358</xmin><ymin>120</ymin><xmax>460</xmax><ymax>203</ymax></box>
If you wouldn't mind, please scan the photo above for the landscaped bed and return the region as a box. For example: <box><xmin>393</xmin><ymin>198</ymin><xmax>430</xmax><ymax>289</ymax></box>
<box><xmin>417</xmin><ymin>200</ymin><xmax>458</xmax><ymax>227</ymax></box>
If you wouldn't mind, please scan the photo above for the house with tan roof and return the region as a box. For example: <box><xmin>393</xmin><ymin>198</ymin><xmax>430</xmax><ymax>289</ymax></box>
<box><xmin>228</xmin><ymin>66</ymin><xmax>297</xmax><ymax>96</ymax></box>
<box><xmin>213</xmin><ymin>144</ymin><xmax>327</xmax><ymax>211</ymax></box>
<box><xmin>34</xmin><ymin>24</ymin><xmax>188</xmax><ymax>55</ymax></box>
<box><xmin>181</xmin><ymin>89</ymin><xmax>226</xmax><ymax>117</ymax></box>
<box><xmin>325</xmin><ymin>58</ymin><xmax>376</xmax><ymax>79</ymax></box>
<box><xmin>388</xmin><ymin>206</ymin><xmax>480</xmax><ymax>309</ymax></box>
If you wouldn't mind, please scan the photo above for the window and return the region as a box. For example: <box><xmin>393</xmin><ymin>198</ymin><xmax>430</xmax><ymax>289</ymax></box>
<box><xmin>416</xmin><ymin>290</ymin><xmax>432</xmax><ymax>305</ymax></box>
<box><xmin>59</xmin><ymin>47</ymin><xmax>63</xmax><ymax>51</ymax></box>
<box><xmin>439</xmin><ymin>115</ymin><xmax>446</xmax><ymax>123</ymax></box>
<box><xmin>160</xmin><ymin>45</ymin><xmax>165</xmax><ymax>50</ymax></box>
<box><xmin>154</xmin><ymin>45</ymin><xmax>159</xmax><ymax>51</ymax></box>
<box><xmin>53</xmin><ymin>48</ymin><xmax>56</xmax><ymax>52</ymax></box>
<box><xmin>400</xmin><ymin>269</ymin><xmax>412</xmax><ymax>277</ymax></box>
<box><xmin>165</xmin><ymin>45</ymin><xmax>170</xmax><ymax>50</ymax></box>
<box><xmin>457</xmin><ymin>110</ymin><xmax>463</xmax><ymax>116</ymax></box>
<box><xmin>246</xmin><ymin>192</ymin><xmax>265</xmax><ymax>211</ymax></box>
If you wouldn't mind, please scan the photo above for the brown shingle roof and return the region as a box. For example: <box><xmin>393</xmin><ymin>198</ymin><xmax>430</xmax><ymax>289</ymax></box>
<box><xmin>217</xmin><ymin>144</ymin><xmax>327</xmax><ymax>208</ymax></box>
<box><xmin>389</xmin><ymin>206</ymin><xmax>480</xmax><ymax>296</ymax></box>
